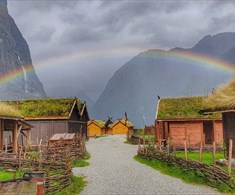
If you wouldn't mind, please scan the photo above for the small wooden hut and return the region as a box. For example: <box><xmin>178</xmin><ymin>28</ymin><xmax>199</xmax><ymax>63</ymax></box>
<box><xmin>4</xmin><ymin>98</ymin><xmax>90</xmax><ymax>144</ymax></box>
<box><xmin>87</xmin><ymin>120</ymin><xmax>106</xmax><ymax>137</ymax></box>
<box><xmin>155</xmin><ymin>96</ymin><xmax>223</xmax><ymax>147</ymax></box>
<box><xmin>110</xmin><ymin>118</ymin><xmax>134</xmax><ymax>135</ymax></box>
<box><xmin>144</xmin><ymin>125</ymin><xmax>155</xmax><ymax>135</ymax></box>
<box><xmin>0</xmin><ymin>103</ymin><xmax>31</xmax><ymax>154</ymax></box>
<box><xmin>200</xmin><ymin>80</ymin><xmax>235</xmax><ymax>157</ymax></box>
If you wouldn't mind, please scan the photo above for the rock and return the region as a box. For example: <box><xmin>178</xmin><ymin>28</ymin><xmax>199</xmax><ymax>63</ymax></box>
<box><xmin>0</xmin><ymin>0</ymin><xmax>46</xmax><ymax>100</ymax></box>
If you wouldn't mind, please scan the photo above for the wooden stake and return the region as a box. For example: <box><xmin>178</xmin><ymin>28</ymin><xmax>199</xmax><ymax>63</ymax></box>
<box><xmin>159</xmin><ymin>138</ymin><xmax>162</xmax><ymax>153</ymax></box>
<box><xmin>213</xmin><ymin>141</ymin><xmax>216</xmax><ymax>166</ymax></box>
<box><xmin>143</xmin><ymin>131</ymin><xmax>146</xmax><ymax>150</ymax></box>
<box><xmin>5</xmin><ymin>138</ymin><xmax>7</xmax><ymax>153</ymax></box>
<box><xmin>184</xmin><ymin>139</ymin><xmax>188</xmax><ymax>160</ymax></box>
<box><xmin>228</xmin><ymin>139</ymin><xmax>233</xmax><ymax>176</ymax></box>
<box><xmin>138</xmin><ymin>135</ymin><xmax>140</xmax><ymax>150</ymax></box>
<box><xmin>199</xmin><ymin>140</ymin><xmax>203</xmax><ymax>162</ymax></box>
<box><xmin>167</xmin><ymin>137</ymin><xmax>170</xmax><ymax>155</ymax></box>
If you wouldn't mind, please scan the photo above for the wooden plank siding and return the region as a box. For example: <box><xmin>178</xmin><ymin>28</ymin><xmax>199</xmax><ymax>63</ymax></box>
<box><xmin>156</xmin><ymin>120</ymin><xmax>223</xmax><ymax>147</ymax></box>
<box><xmin>223</xmin><ymin>112</ymin><xmax>235</xmax><ymax>157</ymax></box>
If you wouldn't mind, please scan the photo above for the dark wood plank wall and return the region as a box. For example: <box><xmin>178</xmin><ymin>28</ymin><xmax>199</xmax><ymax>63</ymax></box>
<box><xmin>29</xmin><ymin>120</ymin><xmax>68</xmax><ymax>144</ymax></box>
<box><xmin>223</xmin><ymin>112</ymin><xmax>235</xmax><ymax>157</ymax></box>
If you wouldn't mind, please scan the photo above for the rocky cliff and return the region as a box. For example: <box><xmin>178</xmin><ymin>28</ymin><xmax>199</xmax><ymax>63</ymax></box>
<box><xmin>0</xmin><ymin>0</ymin><xmax>46</xmax><ymax>100</ymax></box>
<box><xmin>92</xmin><ymin>32</ymin><xmax>235</xmax><ymax>127</ymax></box>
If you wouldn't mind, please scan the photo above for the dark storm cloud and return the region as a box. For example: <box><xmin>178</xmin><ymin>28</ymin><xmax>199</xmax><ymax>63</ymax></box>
<box><xmin>7</xmin><ymin>0</ymin><xmax>235</xmax><ymax>100</ymax></box>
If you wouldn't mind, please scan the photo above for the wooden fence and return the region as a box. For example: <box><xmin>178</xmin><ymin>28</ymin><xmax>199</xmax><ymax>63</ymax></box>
<box><xmin>0</xmin><ymin>134</ymin><xmax>86</xmax><ymax>194</ymax></box>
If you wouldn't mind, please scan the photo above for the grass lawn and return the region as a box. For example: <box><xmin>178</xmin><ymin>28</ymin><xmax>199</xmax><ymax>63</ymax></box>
<box><xmin>134</xmin><ymin>155</ymin><xmax>235</xmax><ymax>193</ymax></box>
<box><xmin>0</xmin><ymin>170</ymin><xmax>22</xmax><ymax>181</ymax></box>
<box><xmin>175</xmin><ymin>151</ymin><xmax>225</xmax><ymax>165</ymax></box>
<box><xmin>71</xmin><ymin>152</ymin><xmax>91</xmax><ymax>168</ymax></box>
<box><xmin>52</xmin><ymin>175</ymin><xmax>87</xmax><ymax>195</ymax></box>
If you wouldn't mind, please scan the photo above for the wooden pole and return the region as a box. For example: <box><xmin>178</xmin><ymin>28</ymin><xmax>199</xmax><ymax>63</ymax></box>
<box><xmin>12</xmin><ymin>121</ymin><xmax>18</xmax><ymax>154</ymax></box>
<box><xmin>213</xmin><ymin>141</ymin><xmax>216</xmax><ymax>166</ymax></box>
<box><xmin>0</xmin><ymin>120</ymin><xmax>3</xmax><ymax>150</ymax></box>
<box><xmin>199</xmin><ymin>140</ymin><xmax>203</xmax><ymax>162</ymax></box>
<box><xmin>172</xmin><ymin>137</ymin><xmax>175</xmax><ymax>155</ymax></box>
<box><xmin>228</xmin><ymin>139</ymin><xmax>233</xmax><ymax>176</ymax></box>
<box><xmin>159</xmin><ymin>138</ymin><xmax>162</xmax><ymax>153</ymax></box>
<box><xmin>167</xmin><ymin>137</ymin><xmax>170</xmax><ymax>155</ymax></box>
<box><xmin>138</xmin><ymin>134</ymin><xmax>140</xmax><ymax>150</ymax></box>
<box><xmin>5</xmin><ymin>138</ymin><xmax>7</xmax><ymax>153</ymax></box>
<box><xmin>203</xmin><ymin>134</ymin><xmax>205</xmax><ymax>146</ymax></box>
<box><xmin>184</xmin><ymin>139</ymin><xmax>188</xmax><ymax>160</ymax></box>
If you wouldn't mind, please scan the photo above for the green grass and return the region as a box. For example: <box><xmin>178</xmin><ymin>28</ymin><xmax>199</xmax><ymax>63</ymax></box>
<box><xmin>0</xmin><ymin>170</ymin><xmax>22</xmax><ymax>181</ymax></box>
<box><xmin>175</xmin><ymin>152</ymin><xmax>225</xmax><ymax>165</ymax></box>
<box><xmin>51</xmin><ymin>175</ymin><xmax>87</xmax><ymax>195</ymax></box>
<box><xmin>157</xmin><ymin>96</ymin><xmax>221</xmax><ymax>119</ymax></box>
<box><xmin>71</xmin><ymin>152</ymin><xmax>91</xmax><ymax>168</ymax></box>
<box><xmin>134</xmin><ymin>155</ymin><xmax>235</xmax><ymax>193</ymax></box>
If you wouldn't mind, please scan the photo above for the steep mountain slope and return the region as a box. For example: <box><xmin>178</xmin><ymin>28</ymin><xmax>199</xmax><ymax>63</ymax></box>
<box><xmin>0</xmin><ymin>0</ymin><xmax>46</xmax><ymax>100</ymax></box>
<box><xmin>92</xmin><ymin>32</ymin><xmax>235</xmax><ymax>127</ymax></box>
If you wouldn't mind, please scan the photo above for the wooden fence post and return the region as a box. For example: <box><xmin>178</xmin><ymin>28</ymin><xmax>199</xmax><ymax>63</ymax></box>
<box><xmin>159</xmin><ymin>138</ymin><xmax>162</xmax><ymax>153</ymax></box>
<box><xmin>228</xmin><ymin>139</ymin><xmax>233</xmax><ymax>176</ymax></box>
<box><xmin>138</xmin><ymin>135</ymin><xmax>140</xmax><ymax>150</ymax></box>
<box><xmin>167</xmin><ymin>137</ymin><xmax>170</xmax><ymax>156</ymax></box>
<box><xmin>184</xmin><ymin>139</ymin><xmax>188</xmax><ymax>160</ymax></box>
<box><xmin>213</xmin><ymin>141</ymin><xmax>216</xmax><ymax>166</ymax></box>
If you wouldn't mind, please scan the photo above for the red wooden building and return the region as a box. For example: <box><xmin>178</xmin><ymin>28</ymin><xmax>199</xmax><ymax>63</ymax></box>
<box><xmin>200</xmin><ymin>80</ymin><xmax>235</xmax><ymax>157</ymax></box>
<box><xmin>155</xmin><ymin>96</ymin><xmax>223</xmax><ymax>147</ymax></box>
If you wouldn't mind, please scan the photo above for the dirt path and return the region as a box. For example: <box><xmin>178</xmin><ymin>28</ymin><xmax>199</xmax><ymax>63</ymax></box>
<box><xmin>73</xmin><ymin>135</ymin><xmax>225</xmax><ymax>195</ymax></box>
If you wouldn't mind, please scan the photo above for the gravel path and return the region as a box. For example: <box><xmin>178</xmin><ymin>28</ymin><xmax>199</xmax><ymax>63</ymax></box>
<box><xmin>73</xmin><ymin>135</ymin><xmax>226</xmax><ymax>195</ymax></box>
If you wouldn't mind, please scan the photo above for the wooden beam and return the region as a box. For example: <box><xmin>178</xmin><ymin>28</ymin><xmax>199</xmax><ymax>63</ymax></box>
<box><xmin>0</xmin><ymin>119</ymin><xmax>3</xmax><ymax>150</ymax></box>
<box><xmin>17</xmin><ymin>125</ymin><xmax>23</xmax><ymax>138</ymax></box>
<box><xmin>12</xmin><ymin>121</ymin><xmax>18</xmax><ymax>154</ymax></box>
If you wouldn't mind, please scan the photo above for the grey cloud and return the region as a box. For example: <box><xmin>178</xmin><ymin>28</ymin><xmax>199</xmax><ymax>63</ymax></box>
<box><xmin>29</xmin><ymin>25</ymin><xmax>56</xmax><ymax>43</ymax></box>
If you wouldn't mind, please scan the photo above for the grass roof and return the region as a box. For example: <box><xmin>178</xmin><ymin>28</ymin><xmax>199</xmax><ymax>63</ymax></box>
<box><xmin>110</xmin><ymin>118</ymin><xmax>134</xmax><ymax>128</ymax></box>
<box><xmin>88</xmin><ymin>120</ymin><xmax>106</xmax><ymax>128</ymax></box>
<box><xmin>4</xmin><ymin>98</ymin><xmax>81</xmax><ymax>117</ymax></box>
<box><xmin>0</xmin><ymin>103</ymin><xmax>21</xmax><ymax>118</ymax></box>
<box><xmin>203</xmin><ymin>79</ymin><xmax>235</xmax><ymax>112</ymax></box>
<box><xmin>157</xmin><ymin>96</ymin><xmax>221</xmax><ymax>119</ymax></box>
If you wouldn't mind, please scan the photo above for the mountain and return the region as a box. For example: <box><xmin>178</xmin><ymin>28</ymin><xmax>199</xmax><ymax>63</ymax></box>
<box><xmin>92</xmin><ymin>32</ymin><xmax>235</xmax><ymax>127</ymax></box>
<box><xmin>0</xmin><ymin>0</ymin><xmax>46</xmax><ymax>100</ymax></box>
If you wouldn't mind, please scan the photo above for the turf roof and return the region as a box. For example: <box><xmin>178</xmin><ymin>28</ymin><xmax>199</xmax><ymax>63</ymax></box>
<box><xmin>88</xmin><ymin>120</ymin><xmax>106</xmax><ymax>128</ymax></box>
<box><xmin>110</xmin><ymin>118</ymin><xmax>134</xmax><ymax>128</ymax></box>
<box><xmin>0</xmin><ymin>103</ymin><xmax>22</xmax><ymax>118</ymax></box>
<box><xmin>4</xmin><ymin>98</ymin><xmax>82</xmax><ymax>117</ymax></box>
<box><xmin>202</xmin><ymin>79</ymin><xmax>235</xmax><ymax>113</ymax></box>
<box><xmin>157</xmin><ymin>96</ymin><xmax>221</xmax><ymax>119</ymax></box>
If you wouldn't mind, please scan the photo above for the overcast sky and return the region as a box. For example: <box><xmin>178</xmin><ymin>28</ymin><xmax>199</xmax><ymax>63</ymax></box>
<box><xmin>7</xmin><ymin>0</ymin><xmax>235</xmax><ymax>101</ymax></box>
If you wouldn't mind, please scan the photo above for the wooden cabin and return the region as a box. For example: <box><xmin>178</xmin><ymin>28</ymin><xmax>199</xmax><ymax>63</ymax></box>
<box><xmin>200</xmin><ymin>80</ymin><xmax>235</xmax><ymax>157</ymax></box>
<box><xmin>144</xmin><ymin>125</ymin><xmax>155</xmax><ymax>135</ymax></box>
<box><xmin>4</xmin><ymin>98</ymin><xmax>90</xmax><ymax>144</ymax></box>
<box><xmin>0</xmin><ymin>103</ymin><xmax>31</xmax><ymax>154</ymax></box>
<box><xmin>110</xmin><ymin>118</ymin><xmax>134</xmax><ymax>135</ymax></box>
<box><xmin>87</xmin><ymin>120</ymin><xmax>106</xmax><ymax>137</ymax></box>
<box><xmin>155</xmin><ymin>97</ymin><xmax>223</xmax><ymax>147</ymax></box>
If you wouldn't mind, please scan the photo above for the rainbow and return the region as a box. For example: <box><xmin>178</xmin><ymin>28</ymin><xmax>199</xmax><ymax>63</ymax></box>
<box><xmin>0</xmin><ymin>48</ymin><xmax>235</xmax><ymax>86</ymax></box>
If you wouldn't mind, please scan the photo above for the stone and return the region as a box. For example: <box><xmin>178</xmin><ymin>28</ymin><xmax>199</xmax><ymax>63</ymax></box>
<box><xmin>0</xmin><ymin>0</ymin><xmax>46</xmax><ymax>100</ymax></box>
